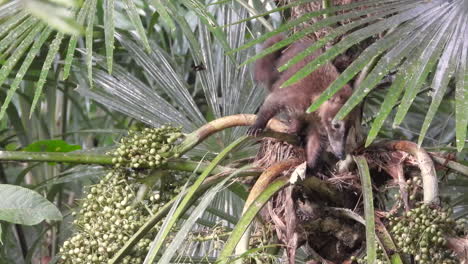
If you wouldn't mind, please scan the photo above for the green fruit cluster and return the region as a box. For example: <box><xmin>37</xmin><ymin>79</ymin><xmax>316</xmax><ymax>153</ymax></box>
<box><xmin>389</xmin><ymin>204</ymin><xmax>461</xmax><ymax>264</ymax></box>
<box><xmin>60</xmin><ymin>125</ymin><xmax>186</xmax><ymax>263</ymax></box>
<box><xmin>59</xmin><ymin>170</ymin><xmax>160</xmax><ymax>263</ymax></box>
<box><xmin>351</xmin><ymin>243</ymin><xmax>386</xmax><ymax>264</ymax></box>
<box><xmin>110</xmin><ymin>126</ymin><xmax>183</xmax><ymax>170</ymax></box>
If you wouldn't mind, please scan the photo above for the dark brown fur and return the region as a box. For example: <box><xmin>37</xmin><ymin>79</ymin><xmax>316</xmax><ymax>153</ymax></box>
<box><xmin>253</xmin><ymin>34</ymin><xmax>287</xmax><ymax>92</ymax></box>
<box><xmin>249</xmin><ymin>36</ymin><xmax>353</xmax><ymax>170</ymax></box>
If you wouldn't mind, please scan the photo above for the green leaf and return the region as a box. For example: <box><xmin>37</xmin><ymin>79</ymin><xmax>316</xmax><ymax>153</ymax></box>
<box><xmin>104</xmin><ymin>0</ymin><xmax>115</xmax><ymax>73</ymax></box>
<box><xmin>244</xmin><ymin>1</ymin><xmax>412</xmax><ymax>68</ymax></box>
<box><xmin>353</xmin><ymin>156</ymin><xmax>376</xmax><ymax>264</ymax></box>
<box><xmin>151</xmin><ymin>0</ymin><xmax>176</xmax><ymax>32</ymax></box>
<box><xmin>22</xmin><ymin>139</ymin><xmax>81</xmax><ymax>152</ymax></box>
<box><xmin>0</xmin><ymin>23</ymin><xmax>44</xmax><ymax>120</ymax></box>
<box><xmin>365</xmin><ymin>70</ymin><xmax>407</xmax><ymax>147</ymax></box>
<box><xmin>5</xmin><ymin>142</ymin><xmax>20</xmax><ymax>151</ymax></box>
<box><xmin>287</xmin><ymin>1</ymin><xmax>434</xmax><ymax>91</ymax></box>
<box><xmin>86</xmin><ymin>0</ymin><xmax>97</xmax><ymax>85</ymax></box>
<box><xmin>0</xmin><ymin>27</ymin><xmax>53</xmax><ymax>123</ymax></box>
<box><xmin>0</xmin><ymin>11</ymin><xmax>28</xmax><ymax>39</ymax></box>
<box><xmin>0</xmin><ymin>184</ymin><xmax>62</xmax><ymax>225</ymax></box>
<box><xmin>233</xmin><ymin>0</ymin><xmax>406</xmax><ymax>56</ymax></box>
<box><xmin>393</xmin><ymin>6</ymin><xmax>460</xmax><ymax>128</ymax></box>
<box><xmin>158</xmin><ymin>167</ymin><xmax>248</xmax><ymax>263</ymax></box>
<box><xmin>123</xmin><ymin>0</ymin><xmax>151</xmax><ymax>52</ymax></box>
<box><xmin>0</xmin><ymin>16</ymin><xmax>39</xmax><ymax>57</ymax></box>
<box><xmin>329</xmin><ymin>4</ymin><xmax>449</xmax><ymax>121</ymax></box>
<box><xmin>454</xmin><ymin>16</ymin><xmax>468</xmax><ymax>152</ymax></box>
<box><xmin>63</xmin><ymin>0</ymin><xmax>91</xmax><ymax>80</ymax></box>
<box><xmin>418</xmin><ymin>9</ymin><xmax>464</xmax><ymax>145</ymax></box>
<box><xmin>30</xmin><ymin>32</ymin><xmax>65</xmax><ymax>117</ymax></box>
<box><xmin>217</xmin><ymin>177</ymin><xmax>288</xmax><ymax>262</ymax></box>
<box><xmin>143</xmin><ymin>136</ymin><xmax>249</xmax><ymax>263</ymax></box>
<box><xmin>365</xmin><ymin>11</ymin><xmax>450</xmax><ymax>145</ymax></box>
<box><xmin>181</xmin><ymin>0</ymin><xmax>233</xmax><ymax>57</ymax></box>
<box><xmin>25</xmin><ymin>0</ymin><xmax>82</xmax><ymax>36</ymax></box>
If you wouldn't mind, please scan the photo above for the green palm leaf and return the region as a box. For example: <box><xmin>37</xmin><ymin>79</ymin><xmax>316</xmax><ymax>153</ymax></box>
<box><xmin>239</xmin><ymin>0</ymin><xmax>467</xmax><ymax>150</ymax></box>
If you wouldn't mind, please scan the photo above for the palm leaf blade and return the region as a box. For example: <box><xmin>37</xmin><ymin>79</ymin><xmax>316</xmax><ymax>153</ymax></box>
<box><xmin>104</xmin><ymin>0</ymin><xmax>115</xmax><ymax>73</ymax></box>
<box><xmin>151</xmin><ymin>0</ymin><xmax>176</xmax><ymax>32</ymax></box>
<box><xmin>181</xmin><ymin>0</ymin><xmax>233</xmax><ymax>56</ymax></box>
<box><xmin>63</xmin><ymin>0</ymin><xmax>92</xmax><ymax>80</ymax></box>
<box><xmin>247</xmin><ymin>1</ymin><xmax>415</xmax><ymax>69</ymax></box>
<box><xmin>454</xmin><ymin>6</ymin><xmax>468</xmax><ymax>151</ymax></box>
<box><xmin>117</xmin><ymin>35</ymin><xmax>206</xmax><ymax>127</ymax></box>
<box><xmin>285</xmin><ymin>1</ymin><xmax>438</xmax><ymax>90</ymax></box>
<box><xmin>0</xmin><ymin>16</ymin><xmax>38</xmax><ymax>55</ymax></box>
<box><xmin>418</xmin><ymin>8</ymin><xmax>465</xmax><ymax>145</ymax></box>
<box><xmin>233</xmin><ymin>0</ymin><xmax>406</xmax><ymax>56</ymax></box>
<box><xmin>85</xmin><ymin>0</ymin><xmax>97</xmax><ymax>86</ymax></box>
<box><xmin>366</xmin><ymin>71</ymin><xmax>407</xmax><ymax>146</ymax></box>
<box><xmin>30</xmin><ymin>32</ymin><xmax>65</xmax><ymax>117</ymax></box>
<box><xmin>334</xmin><ymin>5</ymin><xmax>450</xmax><ymax>120</ymax></box>
<box><xmin>123</xmin><ymin>0</ymin><xmax>151</xmax><ymax>52</ymax></box>
<box><xmin>1</xmin><ymin>27</ymin><xmax>53</xmax><ymax>122</ymax></box>
<box><xmin>393</xmin><ymin>19</ymin><xmax>456</xmax><ymax>127</ymax></box>
<box><xmin>0</xmin><ymin>23</ymin><xmax>44</xmax><ymax>120</ymax></box>
<box><xmin>0</xmin><ymin>11</ymin><xmax>28</xmax><ymax>39</ymax></box>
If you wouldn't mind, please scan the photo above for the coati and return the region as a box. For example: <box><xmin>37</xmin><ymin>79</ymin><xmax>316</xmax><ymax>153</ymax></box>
<box><xmin>249</xmin><ymin>34</ymin><xmax>353</xmax><ymax>170</ymax></box>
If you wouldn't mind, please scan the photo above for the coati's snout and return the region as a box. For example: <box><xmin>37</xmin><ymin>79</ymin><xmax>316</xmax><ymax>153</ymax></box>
<box><xmin>325</xmin><ymin>119</ymin><xmax>348</xmax><ymax>160</ymax></box>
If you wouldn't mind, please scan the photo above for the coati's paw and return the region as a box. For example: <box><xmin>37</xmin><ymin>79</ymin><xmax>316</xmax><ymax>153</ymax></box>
<box><xmin>247</xmin><ymin>126</ymin><xmax>263</xmax><ymax>137</ymax></box>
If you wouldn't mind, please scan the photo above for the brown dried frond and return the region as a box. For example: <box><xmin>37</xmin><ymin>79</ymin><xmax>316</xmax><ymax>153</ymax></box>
<box><xmin>255</xmin><ymin>138</ymin><xmax>305</xmax><ymax>168</ymax></box>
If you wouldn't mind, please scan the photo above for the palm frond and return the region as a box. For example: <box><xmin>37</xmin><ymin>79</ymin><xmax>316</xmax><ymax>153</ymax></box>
<box><xmin>239</xmin><ymin>0</ymin><xmax>467</xmax><ymax>150</ymax></box>
<box><xmin>0</xmin><ymin>0</ymin><xmax>157</xmax><ymax>120</ymax></box>
<box><xmin>77</xmin><ymin>2</ymin><xmax>265</xmax><ymax>153</ymax></box>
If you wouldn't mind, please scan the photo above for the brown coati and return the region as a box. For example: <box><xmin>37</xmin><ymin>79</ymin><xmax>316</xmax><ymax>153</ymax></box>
<box><xmin>249</xmin><ymin>35</ymin><xmax>353</xmax><ymax>170</ymax></box>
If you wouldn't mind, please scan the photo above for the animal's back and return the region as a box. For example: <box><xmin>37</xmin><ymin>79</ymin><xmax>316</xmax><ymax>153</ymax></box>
<box><xmin>272</xmin><ymin>40</ymin><xmax>346</xmax><ymax>103</ymax></box>
<box><xmin>254</xmin><ymin>34</ymin><xmax>286</xmax><ymax>92</ymax></box>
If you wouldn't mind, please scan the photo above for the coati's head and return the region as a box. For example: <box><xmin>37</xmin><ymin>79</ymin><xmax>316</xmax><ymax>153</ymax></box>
<box><xmin>319</xmin><ymin>85</ymin><xmax>353</xmax><ymax>160</ymax></box>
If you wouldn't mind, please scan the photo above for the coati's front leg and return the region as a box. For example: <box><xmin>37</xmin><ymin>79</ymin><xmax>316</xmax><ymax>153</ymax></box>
<box><xmin>287</xmin><ymin>116</ymin><xmax>309</xmax><ymax>147</ymax></box>
<box><xmin>305</xmin><ymin>125</ymin><xmax>323</xmax><ymax>173</ymax></box>
<box><xmin>247</xmin><ymin>93</ymin><xmax>284</xmax><ymax>136</ymax></box>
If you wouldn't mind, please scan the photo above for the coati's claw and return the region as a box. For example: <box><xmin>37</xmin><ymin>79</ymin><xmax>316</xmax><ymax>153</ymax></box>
<box><xmin>247</xmin><ymin>127</ymin><xmax>263</xmax><ymax>137</ymax></box>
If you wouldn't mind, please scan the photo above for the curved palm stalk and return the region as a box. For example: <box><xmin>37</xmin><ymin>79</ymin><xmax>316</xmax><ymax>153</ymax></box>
<box><xmin>217</xmin><ymin>176</ymin><xmax>290</xmax><ymax>263</ymax></box>
<box><xmin>233</xmin><ymin>159</ymin><xmax>302</xmax><ymax>260</ymax></box>
<box><xmin>178</xmin><ymin>114</ymin><xmax>289</xmax><ymax>154</ymax></box>
<box><xmin>372</xmin><ymin>140</ymin><xmax>439</xmax><ymax>204</ymax></box>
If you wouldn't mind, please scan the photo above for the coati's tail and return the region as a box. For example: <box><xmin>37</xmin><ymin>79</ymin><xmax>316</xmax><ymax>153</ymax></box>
<box><xmin>253</xmin><ymin>34</ymin><xmax>286</xmax><ymax>92</ymax></box>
